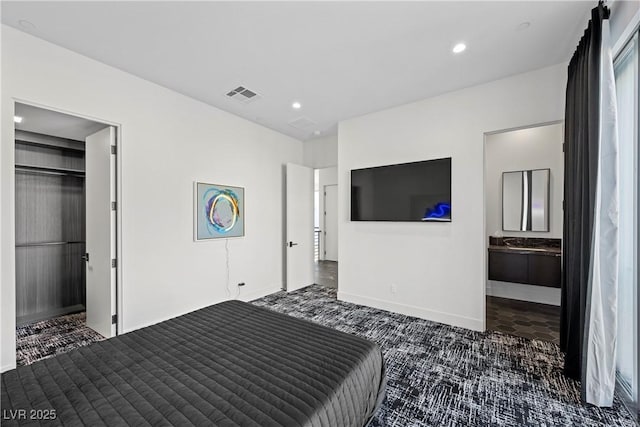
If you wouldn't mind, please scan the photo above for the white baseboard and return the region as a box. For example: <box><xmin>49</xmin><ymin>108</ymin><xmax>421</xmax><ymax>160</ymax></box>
<box><xmin>239</xmin><ymin>285</ymin><xmax>282</xmax><ymax>302</ymax></box>
<box><xmin>337</xmin><ymin>291</ymin><xmax>484</xmax><ymax>331</ymax></box>
<box><xmin>1</xmin><ymin>362</ymin><xmax>17</xmax><ymax>373</ymax></box>
<box><xmin>487</xmin><ymin>280</ymin><xmax>561</xmax><ymax>306</ymax></box>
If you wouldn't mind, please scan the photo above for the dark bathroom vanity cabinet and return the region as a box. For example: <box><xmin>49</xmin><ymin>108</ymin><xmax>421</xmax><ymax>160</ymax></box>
<box><xmin>488</xmin><ymin>237</ymin><xmax>561</xmax><ymax>288</ymax></box>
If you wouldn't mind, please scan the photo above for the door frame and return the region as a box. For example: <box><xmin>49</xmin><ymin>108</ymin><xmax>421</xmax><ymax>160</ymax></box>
<box><xmin>11</xmin><ymin>99</ymin><xmax>123</xmax><ymax>341</ymax></box>
<box><xmin>323</xmin><ymin>184</ymin><xmax>338</xmax><ymax>261</ymax></box>
<box><xmin>482</xmin><ymin>119</ymin><xmax>564</xmax><ymax>333</ymax></box>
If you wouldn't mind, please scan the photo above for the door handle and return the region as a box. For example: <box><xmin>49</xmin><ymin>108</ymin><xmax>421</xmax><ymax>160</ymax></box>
<box><xmin>81</xmin><ymin>253</ymin><xmax>89</xmax><ymax>262</ymax></box>
<box><xmin>288</xmin><ymin>241</ymin><xmax>298</xmax><ymax>248</ymax></box>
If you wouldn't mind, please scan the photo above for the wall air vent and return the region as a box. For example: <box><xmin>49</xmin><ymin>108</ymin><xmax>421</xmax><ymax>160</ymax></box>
<box><xmin>225</xmin><ymin>86</ymin><xmax>261</xmax><ymax>104</ymax></box>
<box><xmin>288</xmin><ymin>116</ymin><xmax>316</xmax><ymax>130</ymax></box>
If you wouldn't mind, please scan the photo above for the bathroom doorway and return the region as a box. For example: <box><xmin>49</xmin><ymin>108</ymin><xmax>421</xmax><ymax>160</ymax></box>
<box><xmin>484</xmin><ymin>121</ymin><xmax>564</xmax><ymax>343</ymax></box>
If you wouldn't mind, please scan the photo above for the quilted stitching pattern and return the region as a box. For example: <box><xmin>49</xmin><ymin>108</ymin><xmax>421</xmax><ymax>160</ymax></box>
<box><xmin>1</xmin><ymin>301</ymin><xmax>385</xmax><ymax>427</ymax></box>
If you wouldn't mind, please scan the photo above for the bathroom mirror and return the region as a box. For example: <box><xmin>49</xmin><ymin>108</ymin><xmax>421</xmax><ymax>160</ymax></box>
<box><xmin>502</xmin><ymin>168</ymin><xmax>550</xmax><ymax>231</ymax></box>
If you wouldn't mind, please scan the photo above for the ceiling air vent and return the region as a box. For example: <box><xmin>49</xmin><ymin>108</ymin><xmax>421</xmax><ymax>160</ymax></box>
<box><xmin>225</xmin><ymin>86</ymin><xmax>261</xmax><ymax>104</ymax></box>
<box><xmin>288</xmin><ymin>116</ymin><xmax>316</xmax><ymax>130</ymax></box>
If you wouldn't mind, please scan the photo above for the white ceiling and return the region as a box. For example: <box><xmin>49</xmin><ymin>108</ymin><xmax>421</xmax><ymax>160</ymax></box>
<box><xmin>2</xmin><ymin>1</ymin><xmax>592</xmax><ymax>141</ymax></box>
<box><xmin>15</xmin><ymin>103</ymin><xmax>109</xmax><ymax>141</ymax></box>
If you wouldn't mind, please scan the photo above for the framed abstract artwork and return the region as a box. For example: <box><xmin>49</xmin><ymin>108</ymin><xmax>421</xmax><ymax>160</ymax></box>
<box><xmin>194</xmin><ymin>182</ymin><xmax>245</xmax><ymax>240</ymax></box>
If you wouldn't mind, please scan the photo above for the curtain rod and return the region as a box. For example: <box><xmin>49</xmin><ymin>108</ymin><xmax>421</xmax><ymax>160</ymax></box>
<box><xmin>598</xmin><ymin>0</ymin><xmax>611</xmax><ymax>19</ymax></box>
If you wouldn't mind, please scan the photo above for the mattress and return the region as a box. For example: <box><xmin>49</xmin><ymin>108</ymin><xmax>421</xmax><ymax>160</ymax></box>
<box><xmin>1</xmin><ymin>300</ymin><xmax>386</xmax><ymax>426</ymax></box>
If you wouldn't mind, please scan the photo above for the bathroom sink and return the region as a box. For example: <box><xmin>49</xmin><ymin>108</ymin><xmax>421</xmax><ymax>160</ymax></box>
<box><xmin>504</xmin><ymin>246</ymin><xmax>556</xmax><ymax>252</ymax></box>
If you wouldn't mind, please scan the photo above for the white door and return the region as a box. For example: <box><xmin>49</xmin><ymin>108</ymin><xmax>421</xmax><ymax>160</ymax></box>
<box><xmin>85</xmin><ymin>126</ymin><xmax>117</xmax><ymax>338</ymax></box>
<box><xmin>286</xmin><ymin>163</ymin><xmax>314</xmax><ymax>291</ymax></box>
<box><xmin>324</xmin><ymin>185</ymin><xmax>338</xmax><ymax>261</ymax></box>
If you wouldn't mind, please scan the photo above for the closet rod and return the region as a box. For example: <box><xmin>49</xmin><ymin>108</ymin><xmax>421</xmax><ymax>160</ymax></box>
<box><xmin>15</xmin><ymin>164</ymin><xmax>85</xmax><ymax>177</ymax></box>
<box><xmin>16</xmin><ymin>241</ymin><xmax>85</xmax><ymax>248</ymax></box>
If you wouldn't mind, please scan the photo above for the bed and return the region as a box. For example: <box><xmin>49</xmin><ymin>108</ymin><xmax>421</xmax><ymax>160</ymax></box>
<box><xmin>1</xmin><ymin>300</ymin><xmax>386</xmax><ymax>426</ymax></box>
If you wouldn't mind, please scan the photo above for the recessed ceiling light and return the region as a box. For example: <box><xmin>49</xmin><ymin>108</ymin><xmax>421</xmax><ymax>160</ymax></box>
<box><xmin>14</xmin><ymin>116</ymin><xmax>23</xmax><ymax>123</ymax></box>
<box><xmin>313</xmin><ymin>130</ymin><xmax>321</xmax><ymax>136</ymax></box>
<box><xmin>292</xmin><ymin>101</ymin><xmax>302</xmax><ymax>110</ymax></box>
<box><xmin>452</xmin><ymin>43</ymin><xmax>466</xmax><ymax>54</ymax></box>
<box><xmin>18</xmin><ymin>20</ymin><xmax>36</xmax><ymax>30</ymax></box>
<box><xmin>516</xmin><ymin>22</ymin><xmax>531</xmax><ymax>31</ymax></box>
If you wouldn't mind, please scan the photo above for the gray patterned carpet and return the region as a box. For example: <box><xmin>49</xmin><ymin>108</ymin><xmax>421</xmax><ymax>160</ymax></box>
<box><xmin>252</xmin><ymin>285</ymin><xmax>635</xmax><ymax>427</ymax></box>
<box><xmin>16</xmin><ymin>312</ymin><xmax>104</xmax><ymax>367</ymax></box>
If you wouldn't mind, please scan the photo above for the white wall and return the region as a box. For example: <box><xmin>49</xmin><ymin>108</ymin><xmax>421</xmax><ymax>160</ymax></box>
<box><xmin>487</xmin><ymin>281</ymin><xmax>561</xmax><ymax>306</ymax></box>
<box><xmin>1</xmin><ymin>26</ymin><xmax>303</xmax><ymax>371</ymax></box>
<box><xmin>303</xmin><ymin>135</ymin><xmax>337</xmax><ymax>169</ymax></box>
<box><xmin>337</xmin><ymin>64</ymin><xmax>566</xmax><ymax>331</ymax></box>
<box><xmin>485</xmin><ymin>123</ymin><xmax>564</xmax><ymax>239</ymax></box>
<box><xmin>317</xmin><ymin>167</ymin><xmax>338</xmax><ymax>260</ymax></box>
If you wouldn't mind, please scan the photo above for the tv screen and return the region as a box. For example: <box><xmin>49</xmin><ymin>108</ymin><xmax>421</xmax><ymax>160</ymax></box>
<box><xmin>351</xmin><ymin>157</ymin><xmax>451</xmax><ymax>222</ymax></box>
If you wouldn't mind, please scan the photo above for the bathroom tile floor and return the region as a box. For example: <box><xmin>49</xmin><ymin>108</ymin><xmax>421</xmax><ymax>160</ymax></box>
<box><xmin>486</xmin><ymin>296</ymin><xmax>560</xmax><ymax>344</ymax></box>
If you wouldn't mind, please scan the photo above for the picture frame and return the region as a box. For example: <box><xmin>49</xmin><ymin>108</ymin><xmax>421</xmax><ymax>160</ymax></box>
<box><xmin>194</xmin><ymin>182</ymin><xmax>245</xmax><ymax>241</ymax></box>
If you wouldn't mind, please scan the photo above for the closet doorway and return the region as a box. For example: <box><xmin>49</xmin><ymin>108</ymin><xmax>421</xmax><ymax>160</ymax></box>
<box><xmin>14</xmin><ymin>103</ymin><xmax>119</xmax><ymax>365</ymax></box>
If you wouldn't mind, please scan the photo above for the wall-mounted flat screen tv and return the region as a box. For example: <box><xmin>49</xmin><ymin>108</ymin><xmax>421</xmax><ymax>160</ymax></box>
<box><xmin>351</xmin><ymin>157</ymin><xmax>451</xmax><ymax>222</ymax></box>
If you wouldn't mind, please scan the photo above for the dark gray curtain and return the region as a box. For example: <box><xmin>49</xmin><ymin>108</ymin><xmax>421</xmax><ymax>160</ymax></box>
<box><xmin>560</xmin><ymin>3</ymin><xmax>608</xmax><ymax>383</ymax></box>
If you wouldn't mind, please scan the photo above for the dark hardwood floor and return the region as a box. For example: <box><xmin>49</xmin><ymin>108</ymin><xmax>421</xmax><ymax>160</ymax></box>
<box><xmin>314</xmin><ymin>260</ymin><xmax>337</xmax><ymax>288</ymax></box>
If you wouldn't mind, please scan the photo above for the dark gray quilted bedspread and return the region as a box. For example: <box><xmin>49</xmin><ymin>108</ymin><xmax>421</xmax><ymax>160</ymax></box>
<box><xmin>1</xmin><ymin>300</ymin><xmax>385</xmax><ymax>426</ymax></box>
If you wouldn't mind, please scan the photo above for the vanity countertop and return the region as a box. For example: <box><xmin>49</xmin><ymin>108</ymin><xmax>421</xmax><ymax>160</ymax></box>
<box><xmin>488</xmin><ymin>237</ymin><xmax>561</xmax><ymax>257</ymax></box>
